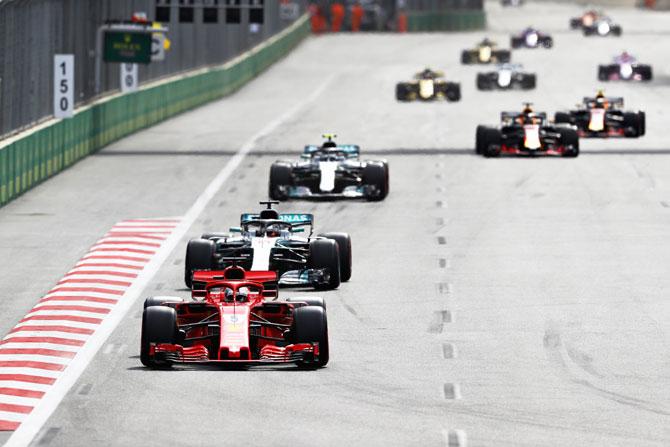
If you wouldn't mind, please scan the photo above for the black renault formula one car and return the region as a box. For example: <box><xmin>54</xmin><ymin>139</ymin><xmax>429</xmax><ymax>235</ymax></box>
<box><xmin>396</xmin><ymin>68</ymin><xmax>461</xmax><ymax>102</ymax></box>
<box><xmin>185</xmin><ymin>202</ymin><xmax>352</xmax><ymax>290</ymax></box>
<box><xmin>269</xmin><ymin>134</ymin><xmax>388</xmax><ymax>201</ymax></box>
<box><xmin>598</xmin><ymin>52</ymin><xmax>652</xmax><ymax>82</ymax></box>
<box><xmin>476</xmin><ymin>104</ymin><xmax>579</xmax><ymax>158</ymax></box>
<box><xmin>461</xmin><ymin>38</ymin><xmax>511</xmax><ymax>65</ymax></box>
<box><xmin>477</xmin><ymin>64</ymin><xmax>536</xmax><ymax>90</ymax></box>
<box><xmin>554</xmin><ymin>93</ymin><xmax>645</xmax><ymax>138</ymax></box>
<box><xmin>511</xmin><ymin>27</ymin><xmax>553</xmax><ymax>49</ymax></box>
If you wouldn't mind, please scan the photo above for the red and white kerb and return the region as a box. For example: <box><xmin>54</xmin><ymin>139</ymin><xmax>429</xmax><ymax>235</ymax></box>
<box><xmin>0</xmin><ymin>218</ymin><xmax>180</xmax><ymax>431</ymax></box>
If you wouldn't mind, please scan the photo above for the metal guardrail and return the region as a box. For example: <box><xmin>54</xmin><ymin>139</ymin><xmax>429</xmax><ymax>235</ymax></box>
<box><xmin>0</xmin><ymin>0</ymin><xmax>307</xmax><ymax>140</ymax></box>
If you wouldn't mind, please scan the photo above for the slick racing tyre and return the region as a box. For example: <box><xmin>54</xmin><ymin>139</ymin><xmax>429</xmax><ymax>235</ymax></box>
<box><xmin>308</xmin><ymin>239</ymin><xmax>341</xmax><ymax>290</ymax></box>
<box><xmin>522</xmin><ymin>74</ymin><xmax>536</xmax><ymax>89</ymax></box>
<box><xmin>445</xmin><ymin>83</ymin><xmax>461</xmax><ymax>102</ymax></box>
<box><xmin>292</xmin><ymin>306</ymin><xmax>329</xmax><ymax>368</ymax></box>
<box><xmin>184</xmin><ymin>238</ymin><xmax>215</xmax><ymax>288</ymax></box>
<box><xmin>396</xmin><ymin>83</ymin><xmax>410</xmax><ymax>101</ymax></box>
<box><xmin>554</xmin><ymin>112</ymin><xmax>571</xmax><ymax>124</ymax></box>
<box><xmin>460</xmin><ymin>50</ymin><xmax>472</xmax><ymax>64</ymax></box>
<box><xmin>638</xmin><ymin>65</ymin><xmax>653</xmax><ymax>81</ymax></box>
<box><xmin>475</xmin><ymin>125</ymin><xmax>488</xmax><ymax>154</ymax></box>
<box><xmin>558</xmin><ymin>128</ymin><xmax>579</xmax><ymax>157</ymax></box>
<box><xmin>612</xmin><ymin>25</ymin><xmax>622</xmax><ymax>36</ymax></box>
<box><xmin>476</xmin><ymin>74</ymin><xmax>492</xmax><ymax>91</ymax></box>
<box><xmin>269</xmin><ymin>163</ymin><xmax>292</xmax><ymax>201</ymax></box>
<box><xmin>481</xmin><ymin>127</ymin><xmax>502</xmax><ymax>157</ymax></box>
<box><xmin>623</xmin><ymin>112</ymin><xmax>642</xmax><ymax>137</ymax></box>
<box><xmin>597</xmin><ymin>66</ymin><xmax>609</xmax><ymax>81</ymax></box>
<box><xmin>141</xmin><ymin>306</ymin><xmax>179</xmax><ymax>368</ymax></box>
<box><xmin>319</xmin><ymin>232</ymin><xmax>352</xmax><ymax>282</ymax></box>
<box><xmin>570</xmin><ymin>18</ymin><xmax>581</xmax><ymax>29</ymax></box>
<box><xmin>495</xmin><ymin>50</ymin><xmax>511</xmax><ymax>63</ymax></box>
<box><xmin>542</xmin><ymin>37</ymin><xmax>553</xmax><ymax>48</ymax></box>
<box><xmin>510</xmin><ymin>37</ymin><xmax>523</xmax><ymax>49</ymax></box>
<box><xmin>363</xmin><ymin>162</ymin><xmax>388</xmax><ymax>201</ymax></box>
<box><xmin>639</xmin><ymin>111</ymin><xmax>646</xmax><ymax>136</ymax></box>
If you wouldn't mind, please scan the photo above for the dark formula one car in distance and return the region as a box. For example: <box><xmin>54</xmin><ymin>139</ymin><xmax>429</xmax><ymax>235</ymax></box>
<box><xmin>141</xmin><ymin>266</ymin><xmax>329</xmax><ymax>369</ymax></box>
<box><xmin>477</xmin><ymin>64</ymin><xmax>536</xmax><ymax>90</ymax></box>
<box><xmin>461</xmin><ymin>38</ymin><xmax>511</xmax><ymax>65</ymax></box>
<box><xmin>185</xmin><ymin>202</ymin><xmax>352</xmax><ymax>290</ymax></box>
<box><xmin>511</xmin><ymin>27</ymin><xmax>553</xmax><ymax>49</ymax></box>
<box><xmin>476</xmin><ymin>103</ymin><xmax>579</xmax><ymax>157</ymax></box>
<box><xmin>554</xmin><ymin>92</ymin><xmax>645</xmax><ymax>138</ymax></box>
<box><xmin>583</xmin><ymin>16</ymin><xmax>622</xmax><ymax>36</ymax></box>
<box><xmin>269</xmin><ymin>134</ymin><xmax>388</xmax><ymax>201</ymax></box>
<box><xmin>570</xmin><ymin>10</ymin><xmax>600</xmax><ymax>29</ymax></box>
<box><xmin>598</xmin><ymin>52</ymin><xmax>652</xmax><ymax>82</ymax></box>
<box><xmin>396</xmin><ymin>68</ymin><xmax>461</xmax><ymax>102</ymax></box>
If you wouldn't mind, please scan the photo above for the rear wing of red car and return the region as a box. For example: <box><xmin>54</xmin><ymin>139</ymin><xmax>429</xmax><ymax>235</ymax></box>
<box><xmin>191</xmin><ymin>269</ymin><xmax>278</xmax><ymax>299</ymax></box>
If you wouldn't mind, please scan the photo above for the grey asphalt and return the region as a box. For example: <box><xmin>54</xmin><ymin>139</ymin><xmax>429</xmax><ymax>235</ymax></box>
<box><xmin>0</xmin><ymin>1</ymin><xmax>668</xmax><ymax>446</ymax></box>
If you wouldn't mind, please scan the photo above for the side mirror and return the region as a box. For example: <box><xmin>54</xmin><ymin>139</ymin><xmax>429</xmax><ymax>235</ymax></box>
<box><xmin>229</xmin><ymin>226</ymin><xmax>242</xmax><ymax>233</ymax></box>
<box><xmin>290</xmin><ymin>228</ymin><xmax>304</xmax><ymax>233</ymax></box>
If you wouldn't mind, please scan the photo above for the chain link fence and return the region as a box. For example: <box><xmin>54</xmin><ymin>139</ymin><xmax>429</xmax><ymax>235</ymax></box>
<box><xmin>0</xmin><ymin>0</ymin><xmax>307</xmax><ymax>140</ymax></box>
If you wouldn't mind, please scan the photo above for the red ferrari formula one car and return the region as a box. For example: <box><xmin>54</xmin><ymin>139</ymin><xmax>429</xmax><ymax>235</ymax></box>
<box><xmin>140</xmin><ymin>266</ymin><xmax>328</xmax><ymax>369</ymax></box>
<box><xmin>476</xmin><ymin>103</ymin><xmax>579</xmax><ymax>157</ymax></box>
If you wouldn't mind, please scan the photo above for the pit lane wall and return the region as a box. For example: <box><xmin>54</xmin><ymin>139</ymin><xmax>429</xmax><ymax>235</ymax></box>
<box><xmin>0</xmin><ymin>14</ymin><xmax>310</xmax><ymax>208</ymax></box>
<box><xmin>406</xmin><ymin>9</ymin><xmax>486</xmax><ymax>31</ymax></box>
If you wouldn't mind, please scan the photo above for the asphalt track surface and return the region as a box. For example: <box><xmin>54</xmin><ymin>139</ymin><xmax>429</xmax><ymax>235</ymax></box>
<box><xmin>0</xmin><ymin>1</ymin><xmax>669</xmax><ymax>446</ymax></box>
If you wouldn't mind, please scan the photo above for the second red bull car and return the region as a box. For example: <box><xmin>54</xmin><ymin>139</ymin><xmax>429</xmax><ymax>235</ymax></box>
<box><xmin>475</xmin><ymin>104</ymin><xmax>579</xmax><ymax>158</ymax></box>
<box><xmin>554</xmin><ymin>93</ymin><xmax>645</xmax><ymax>138</ymax></box>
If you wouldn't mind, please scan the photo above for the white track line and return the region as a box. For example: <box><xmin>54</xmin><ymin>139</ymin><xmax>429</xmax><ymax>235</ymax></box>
<box><xmin>4</xmin><ymin>74</ymin><xmax>335</xmax><ymax>446</ymax></box>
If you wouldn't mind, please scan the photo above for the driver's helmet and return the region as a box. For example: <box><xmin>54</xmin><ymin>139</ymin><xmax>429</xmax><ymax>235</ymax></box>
<box><xmin>421</xmin><ymin>68</ymin><xmax>433</xmax><ymax>78</ymax></box>
<box><xmin>594</xmin><ymin>89</ymin><xmax>607</xmax><ymax>108</ymax></box>
<box><xmin>266</xmin><ymin>224</ymin><xmax>282</xmax><ymax>238</ymax></box>
<box><xmin>224</xmin><ymin>288</ymin><xmax>235</xmax><ymax>302</ymax></box>
<box><xmin>236</xmin><ymin>287</ymin><xmax>249</xmax><ymax>303</ymax></box>
<box><xmin>480</xmin><ymin>38</ymin><xmax>493</xmax><ymax>47</ymax></box>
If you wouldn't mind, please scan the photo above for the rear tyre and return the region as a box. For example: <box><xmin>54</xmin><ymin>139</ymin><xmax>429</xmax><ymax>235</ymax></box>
<box><xmin>445</xmin><ymin>84</ymin><xmax>461</xmax><ymax>102</ymax></box>
<box><xmin>308</xmin><ymin>239</ymin><xmax>341</xmax><ymax>290</ymax></box>
<box><xmin>559</xmin><ymin>128</ymin><xmax>579</xmax><ymax>157</ymax></box>
<box><xmin>319</xmin><ymin>232</ymin><xmax>352</xmax><ymax>282</ymax></box>
<box><xmin>482</xmin><ymin>128</ymin><xmax>502</xmax><ymax>157</ymax></box>
<box><xmin>570</xmin><ymin>18</ymin><xmax>580</xmax><ymax>29</ymax></box>
<box><xmin>269</xmin><ymin>163</ymin><xmax>292</xmax><ymax>201</ymax></box>
<box><xmin>639</xmin><ymin>111</ymin><xmax>646</xmax><ymax>136</ymax></box>
<box><xmin>184</xmin><ymin>239</ymin><xmax>215</xmax><ymax>288</ymax></box>
<box><xmin>543</xmin><ymin>37</ymin><xmax>553</xmax><ymax>48</ymax></box>
<box><xmin>396</xmin><ymin>83</ymin><xmax>410</xmax><ymax>101</ymax></box>
<box><xmin>554</xmin><ymin>112</ymin><xmax>571</xmax><ymax>124</ymax></box>
<box><xmin>623</xmin><ymin>112</ymin><xmax>641</xmax><ymax>137</ymax></box>
<box><xmin>476</xmin><ymin>74</ymin><xmax>491</xmax><ymax>91</ymax></box>
<box><xmin>496</xmin><ymin>50</ymin><xmax>511</xmax><ymax>63</ymax></box>
<box><xmin>612</xmin><ymin>26</ymin><xmax>622</xmax><ymax>36</ymax></box>
<box><xmin>140</xmin><ymin>306</ymin><xmax>179</xmax><ymax>368</ymax></box>
<box><xmin>511</xmin><ymin>37</ymin><xmax>523</xmax><ymax>49</ymax></box>
<box><xmin>362</xmin><ymin>162</ymin><xmax>388</xmax><ymax>201</ymax></box>
<box><xmin>292</xmin><ymin>306</ymin><xmax>329</xmax><ymax>368</ymax></box>
<box><xmin>638</xmin><ymin>65</ymin><xmax>653</xmax><ymax>81</ymax></box>
<box><xmin>522</xmin><ymin>74</ymin><xmax>536</xmax><ymax>89</ymax></box>
<box><xmin>461</xmin><ymin>50</ymin><xmax>472</xmax><ymax>64</ymax></box>
<box><xmin>597</xmin><ymin>66</ymin><xmax>609</xmax><ymax>81</ymax></box>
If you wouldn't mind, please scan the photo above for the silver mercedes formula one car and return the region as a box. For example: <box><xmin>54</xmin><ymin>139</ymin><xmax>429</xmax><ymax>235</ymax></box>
<box><xmin>268</xmin><ymin>134</ymin><xmax>389</xmax><ymax>201</ymax></box>
<box><xmin>477</xmin><ymin>64</ymin><xmax>536</xmax><ymax>91</ymax></box>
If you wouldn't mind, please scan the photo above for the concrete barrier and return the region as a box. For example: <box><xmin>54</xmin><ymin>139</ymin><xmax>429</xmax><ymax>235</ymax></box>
<box><xmin>0</xmin><ymin>15</ymin><xmax>310</xmax><ymax>208</ymax></box>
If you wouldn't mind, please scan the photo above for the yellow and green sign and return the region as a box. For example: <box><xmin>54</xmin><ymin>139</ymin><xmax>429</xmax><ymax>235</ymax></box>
<box><xmin>103</xmin><ymin>31</ymin><xmax>152</xmax><ymax>64</ymax></box>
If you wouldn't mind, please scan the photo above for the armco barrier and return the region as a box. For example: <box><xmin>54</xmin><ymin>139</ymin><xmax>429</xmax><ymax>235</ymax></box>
<box><xmin>406</xmin><ymin>10</ymin><xmax>486</xmax><ymax>32</ymax></box>
<box><xmin>0</xmin><ymin>14</ymin><xmax>310</xmax><ymax>208</ymax></box>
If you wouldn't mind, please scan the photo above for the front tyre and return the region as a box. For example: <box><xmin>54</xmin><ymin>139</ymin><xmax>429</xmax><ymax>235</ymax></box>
<box><xmin>558</xmin><ymin>128</ymin><xmax>579</xmax><ymax>157</ymax></box>
<box><xmin>363</xmin><ymin>162</ymin><xmax>388</xmax><ymax>201</ymax></box>
<box><xmin>140</xmin><ymin>306</ymin><xmax>179</xmax><ymax>368</ymax></box>
<box><xmin>292</xmin><ymin>306</ymin><xmax>329</xmax><ymax>368</ymax></box>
